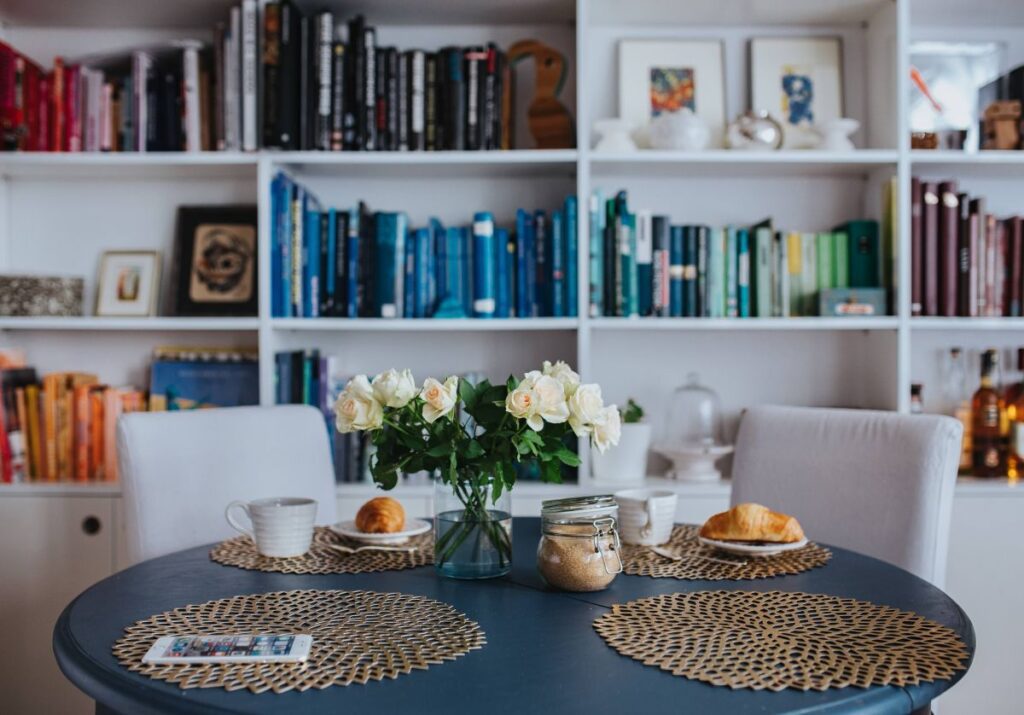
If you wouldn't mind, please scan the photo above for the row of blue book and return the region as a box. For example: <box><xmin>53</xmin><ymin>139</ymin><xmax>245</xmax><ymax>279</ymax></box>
<box><xmin>590</xmin><ymin>189</ymin><xmax>886</xmax><ymax>318</ymax></box>
<box><xmin>270</xmin><ymin>172</ymin><xmax>580</xmax><ymax>319</ymax></box>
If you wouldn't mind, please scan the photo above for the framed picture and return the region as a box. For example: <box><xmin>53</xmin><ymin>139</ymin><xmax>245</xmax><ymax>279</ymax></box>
<box><xmin>750</xmin><ymin>37</ymin><xmax>844</xmax><ymax>149</ymax></box>
<box><xmin>95</xmin><ymin>251</ymin><xmax>161</xmax><ymax>317</ymax></box>
<box><xmin>618</xmin><ymin>39</ymin><xmax>726</xmax><ymax>148</ymax></box>
<box><xmin>171</xmin><ymin>205</ymin><xmax>258</xmax><ymax>317</ymax></box>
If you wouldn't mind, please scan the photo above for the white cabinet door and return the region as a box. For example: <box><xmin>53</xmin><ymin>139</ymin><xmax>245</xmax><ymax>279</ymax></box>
<box><xmin>0</xmin><ymin>496</ymin><xmax>115</xmax><ymax>715</ymax></box>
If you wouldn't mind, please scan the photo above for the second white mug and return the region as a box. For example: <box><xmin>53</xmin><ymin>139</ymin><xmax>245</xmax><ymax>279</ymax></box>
<box><xmin>225</xmin><ymin>497</ymin><xmax>317</xmax><ymax>558</ymax></box>
<box><xmin>614</xmin><ymin>489</ymin><xmax>677</xmax><ymax>546</ymax></box>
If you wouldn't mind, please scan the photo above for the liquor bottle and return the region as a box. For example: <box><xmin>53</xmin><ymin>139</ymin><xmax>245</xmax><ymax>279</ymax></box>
<box><xmin>943</xmin><ymin>347</ymin><xmax>971</xmax><ymax>473</ymax></box>
<box><xmin>972</xmin><ymin>348</ymin><xmax>1006</xmax><ymax>477</ymax></box>
<box><xmin>1003</xmin><ymin>348</ymin><xmax>1024</xmax><ymax>422</ymax></box>
<box><xmin>910</xmin><ymin>384</ymin><xmax>924</xmax><ymax>414</ymax></box>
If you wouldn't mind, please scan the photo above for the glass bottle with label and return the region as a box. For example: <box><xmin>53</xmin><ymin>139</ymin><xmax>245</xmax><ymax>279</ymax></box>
<box><xmin>943</xmin><ymin>347</ymin><xmax>971</xmax><ymax>473</ymax></box>
<box><xmin>972</xmin><ymin>348</ymin><xmax>1005</xmax><ymax>477</ymax></box>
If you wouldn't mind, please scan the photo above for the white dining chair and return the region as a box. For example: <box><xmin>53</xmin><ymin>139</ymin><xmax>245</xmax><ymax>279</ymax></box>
<box><xmin>117</xmin><ymin>405</ymin><xmax>338</xmax><ymax>564</ymax></box>
<box><xmin>729</xmin><ymin>405</ymin><xmax>963</xmax><ymax>586</ymax></box>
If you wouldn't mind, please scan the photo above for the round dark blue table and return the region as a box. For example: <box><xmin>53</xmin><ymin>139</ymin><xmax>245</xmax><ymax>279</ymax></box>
<box><xmin>53</xmin><ymin>518</ymin><xmax>974</xmax><ymax>715</ymax></box>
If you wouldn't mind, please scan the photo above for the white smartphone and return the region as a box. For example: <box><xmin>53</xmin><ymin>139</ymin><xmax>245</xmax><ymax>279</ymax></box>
<box><xmin>142</xmin><ymin>634</ymin><xmax>313</xmax><ymax>665</ymax></box>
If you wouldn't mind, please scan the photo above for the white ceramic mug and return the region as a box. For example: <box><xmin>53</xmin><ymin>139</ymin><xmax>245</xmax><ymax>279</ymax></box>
<box><xmin>614</xmin><ymin>489</ymin><xmax>677</xmax><ymax>546</ymax></box>
<box><xmin>225</xmin><ymin>497</ymin><xmax>317</xmax><ymax>558</ymax></box>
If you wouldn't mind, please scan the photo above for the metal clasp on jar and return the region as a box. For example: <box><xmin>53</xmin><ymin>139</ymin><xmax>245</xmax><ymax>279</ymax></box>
<box><xmin>591</xmin><ymin>516</ymin><xmax>623</xmax><ymax>575</ymax></box>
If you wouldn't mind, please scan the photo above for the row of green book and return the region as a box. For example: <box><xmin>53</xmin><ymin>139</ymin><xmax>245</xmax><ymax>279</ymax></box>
<box><xmin>590</xmin><ymin>190</ymin><xmax>885</xmax><ymax>318</ymax></box>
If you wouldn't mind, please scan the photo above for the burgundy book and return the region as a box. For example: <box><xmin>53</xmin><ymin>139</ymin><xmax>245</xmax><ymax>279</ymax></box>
<box><xmin>956</xmin><ymin>193</ymin><xmax>971</xmax><ymax>316</ymax></box>
<box><xmin>1009</xmin><ymin>217</ymin><xmax>1023</xmax><ymax>317</ymax></box>
<box><xmin>922</xmin><ymin>182</ymin><xmax>940</xmax><ymax>315</ymax></box>
<box><xmin>937</xmin><ymin>180</ymin><xmax>959</xmax><ymax>316</ymax></box>
<box><xmin>995</xmin><ymin>219</ymin><xmax>1008</xmax><ymax>316</ymax></box>
<box><xmin>911</xmin><ymin>177</ymin><xmax>923</xmax><ymax>316</ymax></box>
<box><xmin>985</xmin><ymin>214</ymin><xmax>998</xmax><ymax>317</ymax></box>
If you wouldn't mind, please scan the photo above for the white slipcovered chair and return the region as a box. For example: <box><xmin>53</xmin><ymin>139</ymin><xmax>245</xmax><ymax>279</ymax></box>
<box><xmin>730</xmin><ymin>405</ymin><xmax>962</xmax><ymax>585</ymax></box>
<box><xmin>117</xmin><ymin>405</ymin><xmax>338</xmax><ymax>564</ymax></box>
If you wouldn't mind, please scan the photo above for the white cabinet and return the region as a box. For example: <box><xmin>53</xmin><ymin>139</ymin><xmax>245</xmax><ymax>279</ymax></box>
<box><xmin>0</xmin><ymin>494</ymin><xmax>116</xmax><ymax>715</ymax></box>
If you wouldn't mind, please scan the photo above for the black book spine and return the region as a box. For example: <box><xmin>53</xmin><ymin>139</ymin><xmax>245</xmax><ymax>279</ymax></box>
<box><xmin>362</xmin><ymin>28</ymin><xmax>377</xmax><ymax>150</ymax></box>
<box><xmin>957</xmin><ymin>192</ymin><xmax>971</xmax><ymax>317</ymax></box>
<box><xmin>298</xmin><ymin>15</ymin><xmax>311</xmax><ymax>149</ymax></box>
<box><xmin>464</xmin><ymin>46</ymin><xmax>486</xmax><ymax>150</ymax></box>
<box><xmin>289</xmin><ymin>351</ymin><xmax>303</xmax><ymax>406</ymax></box>
<box><xmin>697</xmin><ymin>226</ymin><xmax>709</xmax><ymax>317</ymax></box>
<box><xmin>213</xmin><ymin>23</ymin><xmax>226</xmax><ymax>149</ymax></box>
<box><xmin>319</xmin><ymin>211</ymin><xmax>331</xmax><ymax>315</ymax></box>
<box><xmin>397</xmin><ymin>51</ymin><xmax>410</xmax><ymax>151</ymax></box>
<box><xmin>424</xmin><ymin>53</ymin><xmax>438</xmax><ymax>150</ymax></box>
<box><xmin>333</xmin><ymin>210</ymin><xmax>348</xmax><ymax>315</ymax></box>
<box><xmin>407</xmin><ymin>50</ymin><xmax>425</xmax><ymax>151</ymax></box>
<box><xmin>344</xmin><ymin>15</ymin><xmax>364</xmax><ymax>150</ymax></box>
<box><xmin>374</xmin><ymin>47</ymin><xmax>387</xmax><ymax>150</ymax></box>
<box><xmin>276</xmin><ymin>0</ymin><xmax>299</xmax><ymax>149</ymax></box>
<box><xmin>315</xmin><ymin>11</ymin><xmax>333</xmax><ymax>151</ymax></box>
<box><xmin>683</xmin><ymin>226</ymin><xmax>698</xmax><ymax>317</ymax></box>
<box><xmin>386</xmin><ymin>48</ymin><xmax>399</xmax><ymax>151</ymax></box>
<box><xmin>358</xmin><ymin>202</ymin><xmax>375</xmax><ymax>317</ymax></box>
<box><xmin>145</xmin><ymin>71</ymin><xmax>158</xmax><ymax>150</ymax></box>
<box><xmin>261</xmin><ymin>2</ymin><xmax>281</xmax><ymax>148</ymax></box>
<box><xmin>482</xmin><ymin>43</ymin><xmax>498</xmax><ymax>150</ymax></box>
<box><xmin>441</xmin><ymin>47</ymin><xmax>464</xmax><ymax>150</ymax></box>
<box><xmin>329</xmin><ymin>42</ymin><xmax>345</xmax><ymax>150</ymax></box>
<box><xmin>493</xmin><ymin>49</ymin><xmax>506</xmax><ymax>150</ymax></box>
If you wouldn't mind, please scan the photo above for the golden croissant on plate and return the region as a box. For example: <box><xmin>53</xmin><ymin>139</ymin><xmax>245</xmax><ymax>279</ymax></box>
<box><xmin>699</xmin><ymin>503</ymin><xmax>805</xmax><ymax>544</ymax></box>
<box><xmin>355</xmin><ymin>497</ymin><xmax>406</xmax><ymax>534</ymax></box>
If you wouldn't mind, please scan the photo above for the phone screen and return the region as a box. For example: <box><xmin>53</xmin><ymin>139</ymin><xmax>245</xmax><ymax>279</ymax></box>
<box><xmin>158</xmin><ymin>635</ymin><xmax>298</xmax><ymax>659</ymax></box>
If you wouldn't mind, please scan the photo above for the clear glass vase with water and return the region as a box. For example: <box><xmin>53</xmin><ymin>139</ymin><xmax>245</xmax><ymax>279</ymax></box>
<box><xmin>433</xmin><ymin>478</ymin><xmax>512</xmax><ymax>579</ymax></box>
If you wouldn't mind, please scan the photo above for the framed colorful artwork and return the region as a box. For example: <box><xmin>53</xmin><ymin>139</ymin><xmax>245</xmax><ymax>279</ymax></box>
<box><xmin>95</xmin><ymin>251</ymin><xmax>162</xmax><ymax>317</ymax></box>
<box><xmin>618</xmin><ymin>39</ymin><xmax>726</xmax><ymax>148</ymax></box>
<box><xmin>750</xmin><ymin>37</ymin><xmax>844</xmax><ymax>149</ymax></box>
<box><xmin>171</xmin><ymin>205</ymin><xmax>258</xmax><ymax>316</ymax></box>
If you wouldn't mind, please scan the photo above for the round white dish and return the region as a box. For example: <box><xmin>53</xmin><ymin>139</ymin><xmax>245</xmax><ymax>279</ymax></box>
<box><xmin>331</xmin><ymin>518</ymin><xmax>431</xmax><ymax>545</ymax></box>
<box><xmin>698</xmin><ymin>535</ymin><xmax>809</xmax><ymax>557</ymax></box>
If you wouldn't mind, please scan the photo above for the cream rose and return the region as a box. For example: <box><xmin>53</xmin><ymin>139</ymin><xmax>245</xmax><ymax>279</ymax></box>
<box><xmin>532</xmin><ymin>374</ymin><xmax>570</xmax><ymax>425</ymax></box>
<box><xmin>333</xmin><ymin>375</ymin><xmax>384</xmax><ymax>433</ymax></box>
<box><xmin>372</xmin><ymin>368</ymin><xmax>417</xmax><ymax>408</ymax></box>
<box><xmin>568</xmin><ymin>383</ymin><xmax>605</xmax><ymax>437</ymax></box>
<box><xmin>506</xmin><ymin>378</ymin><xmax>543</xmax><ymax>431</ymax></box>
<box><xmin>542</xmin><ymin>360</ymin><xmax>580</xmax><ymax>395</ymax></box>
<box><xmin>591</xmin><ymin>405</ymin><xmax>622</xmax><ymax>454</ymax></box>
<box><xmin>420</xmin><ymin>376</ymin><xmax>458</xmax><ymax>423</ymax></box>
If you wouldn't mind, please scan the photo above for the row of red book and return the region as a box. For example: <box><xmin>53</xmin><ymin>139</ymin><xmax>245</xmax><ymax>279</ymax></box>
<box><xmin>911</xmin><ymin>178</ymin><xmax>1024</xmax><ymax>318</ymax></box>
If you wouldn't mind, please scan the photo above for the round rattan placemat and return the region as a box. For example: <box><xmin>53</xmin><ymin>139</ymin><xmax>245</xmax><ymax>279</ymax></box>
<box><xmin>210</xmin><ymin>526</ymin><xmax>433</xmax><ymax>574</ymax></box>
<box><xmin>620</xmin><ymin>524</ymin><xmax>831</xmax><ymax>580</ymax></box>
<box><xmin>593</xmin><ymin>590</ymin><xmax>969</xmax><ymax>692</ymax></box>
<box><xmin>113</xmin><ymin>589</ymin><xmax>485</xmax><ymax>693</ymax></box>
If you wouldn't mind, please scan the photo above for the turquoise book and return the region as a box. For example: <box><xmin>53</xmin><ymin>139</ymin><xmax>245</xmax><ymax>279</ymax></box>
<box><xmin>725</xmin><ymin>226</ymin><xmax>738</xmax><ymax>318</ymax></box>
<box><xmin>435</xmin><ymin>226</ymin><xmax>467</xmax><ymax>318</ymax></box>
<box><xmin>403</xmin><ymin>229</ymin><xmax>415</xmax><ymax>318</ymax></box>
<box><xmin>495</xmin><ymin>227</ymin><xmax>512</xmax><ymax>318</ymax></box>
<box><xmin>669</xmin><ymin>225</ymin><xmax>684</xmax><ymax>317</ymax></box>
<box><xmin>550</xmin><ymin>210</ymin><xmax>565</xmax><ymax>317</ymax></box>
<box><xmin>619</xmin><ymin>211</ymin><xmax>638</xmax><ymax>317</ymax></box>
<box><xmin>837</xmin><ymin>220</ymin><xmax>880</xmax><ymax>287</ymax></box>
<box><xmin>472</xmin><ymin>211</ymin><xmax>496</xmax><ymax>318</ymax></box>
<box><xmin>374</xmin><ymin>212</ymin><xmax>408</xmax><ymax>318</ymax></box>
<box><xmin>588</xmin><ymin>191</ymin><xmax>604</xmax><ymax>317</ymax></box>
<box><xmin>413</xmin><ymin>227</ymin><xmax>432</xmax><ymax>318</ymax></box>
<box><xmin>564</xmin><ymin>195</ymin><xmax>578</xmax><ymax>317</ymax></box>
<box><xmin>635</xmin><ymin>210</ymin><xmax>653</xmax><ymax>317</ymax></box>
<box><xmin>302</xmin><ymin>196</ymin><xmax>322</xmax><ymax>318</ymax></box>
<box><xmin>708</xmin><ymin>227</ymin><xmax>726</xmax><ymax>318</ymax></box>
<box><xmin>752</xmin><ymin>223</ymin><xmax>772</xmax><ymax>318</ymax></box>
<box><xmin>737</xmin><ymin>228</ymin><xmax>751</xmax><ymax>318</ymax></box>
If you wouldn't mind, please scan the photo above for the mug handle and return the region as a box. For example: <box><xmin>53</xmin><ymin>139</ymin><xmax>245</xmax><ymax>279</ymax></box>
<box><xmin>225</xmin><ymin>501</ymin><xmax>255</xmax><ymax>540</ymax></box>
<box><xmin>640</xmin><ymin>498</ymin><xmax>654</xmax><ymax>538</ymax></box>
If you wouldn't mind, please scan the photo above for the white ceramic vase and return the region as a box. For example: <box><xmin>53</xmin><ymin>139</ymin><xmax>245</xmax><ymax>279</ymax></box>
<box><xmin>593</xmin><ymin>118</ymin><xmax>637</xmax><ymax>152</ymax></box>
<box><xmin>814</xmin><ymin>118</ymin><xmax>860</xmax><ymax>151</ymax></box>
<box><xmin>647</xmin><ymin>108</ymin><xmax>710</xmax><ymax>151</ymax></box>
<box><xmin>592</xmin><ymin>422</ymin><xmax>651</xmax><ymax>485</ymax></box>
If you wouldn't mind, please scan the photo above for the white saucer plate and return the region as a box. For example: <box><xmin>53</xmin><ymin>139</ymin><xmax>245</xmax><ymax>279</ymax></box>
<box><xmin>331</xmin><ymin>518</ymin><xmax>431</xmax><ymax>545</ymax></box>
<box><xmin>698</xmin><ymin>535</ymin><xmax>809</xmax><ymax>557</ymax></box>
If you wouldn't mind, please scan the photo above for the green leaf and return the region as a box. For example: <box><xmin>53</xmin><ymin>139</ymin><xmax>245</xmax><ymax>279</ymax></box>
<box><xmin>539</xmin><ymin>459</ymin><xmax>563</xmax><ymax>484</ymax></box>
<box><xmin>554</xmin><ymin>446</ymin><xmax>581</xmax><ymax>466</ymax></box>
<box><xmin>458</xmin><ymin>378</ymin><xmax>477</xmax><ymax>410</ymax></box>
<box><xmin>375</xmin><ymin>468</ymin><xmax>399</xmax><ymax>491</ymax></box>
<box><xmin>521</xmin><ymin>429</ymin><xmax>544</xmax><ymax>446</ymax></box>
<box><xmin>506</xmin><ymin>375</ymin><xmax>518</xmax><ymax>392</ymax></box>
<box><xmin>426</xmin><ymin>443</ymin><xmax>453</xmax><ymax>457</ymax></box>
<box><xmin>465</xmin><ymin>440</ymin><xmax>485</xmax><ymax>458</ymax></box>
<box><xmin>513</xmin><ymin>436</ymin><xmax>532</xmax><ymax>456</ymax></box>
<box><xmin>492</xmin><ymin>478</ymin><xmax>503</xmax><ymax>502</ymax></box>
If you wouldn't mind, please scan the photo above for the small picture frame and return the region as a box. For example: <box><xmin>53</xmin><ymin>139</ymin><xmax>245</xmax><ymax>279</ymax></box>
<box><xmin>750</xmin><ymin>37</ymin><xmax>844</xmax><ymax>149</ymax></box>
<box><xmin>618</xmin><ymin>39</ymin><xmax>726</xmax><ymax>148</ymax></box>
<box><xmin>171</xmin><ymin>205</ymin><xmax>258</xmax><ymax>317</ymax></box>
<box><xmin>95</xmin><ymin>251</ymin><xmax>162</xmax><ymax>317</ymax></box>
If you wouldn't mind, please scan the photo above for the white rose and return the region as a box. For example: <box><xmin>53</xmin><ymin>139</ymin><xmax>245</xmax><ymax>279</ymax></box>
<box><xmin>542</xmin><ymin>360</ymin><xmax>580</xmax><ymax>395</ymax></box>
<box><xmin>532</xmin><ymin>374</ymin><xmax>570</xmax><ymax>425</ymax></box>
<box><xmin>372</xmin><ymin>368</ymin><xmax>417</xmax><ymax>408</ymax></box>
<box><xmin>506</xmin><ymin>378</ymin><xmax>543</xmax><ymax>431</ymax></box>
<box><xmin>591</xmin><ymin>405</ymin><xmax>622</xmax><ymax>454</ymax></box>
<box><xmin>420</xmin><ymin>376</ymin><xmax>458</xmax><ymax>423</ymax></box>
<box><xmin>333</xmin><ymin>375</ymin><xmax>384</xmax><ymax>433</ymax></box>
<box><xmin>568</xmin><ymin>383</ymin><xmax>605</xmax><ymax>437</ymax></box>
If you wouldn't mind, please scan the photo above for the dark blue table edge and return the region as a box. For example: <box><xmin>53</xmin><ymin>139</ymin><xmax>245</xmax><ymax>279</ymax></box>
<box><xmin>52</xmin><ymin>522</ymin><xmax>976</xmax><ymax>715</ymax></box>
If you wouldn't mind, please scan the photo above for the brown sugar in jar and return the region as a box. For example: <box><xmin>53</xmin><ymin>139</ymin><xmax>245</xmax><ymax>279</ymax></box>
<box><xmin>536</xmin><ymin>496</ymin><xmax>622</xmax><ymax>592</ymax></box>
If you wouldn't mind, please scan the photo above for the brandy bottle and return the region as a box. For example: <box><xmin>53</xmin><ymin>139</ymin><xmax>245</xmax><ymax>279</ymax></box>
<box><xmin>972</xmin><ymin>348</ymin><xmax>1006</xmax><ymax>477</ymax></box>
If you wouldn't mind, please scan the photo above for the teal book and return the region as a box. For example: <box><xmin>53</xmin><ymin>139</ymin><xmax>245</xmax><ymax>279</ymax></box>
<box><xmin>588</xmin><ymin>191</ymin><xmax>604</xmax><ymax>317</ymax></box>
<box><xmin>816</xmin><ymin>232</ymin><xmax>834</xmax><ymax>295</ymax></box>
<box><xmin>564</xmin><ymin>195</ymin><xmax>578</xmax><ymax>318</ymax></box>
<box><xmin>725</xmin><ymin>226</ymin><xmax>738</xmax><ymax>318</ymax></box>
<box><xmin>833</xmin><ymin>231</ymin><xmax>850</xmax><ymax>288</ymax></box>
<box><xmin>752</xmin><ymin>223</ymin><xmax>773</xmax><ymax>318</ymax></box>
<box><xmin>374</xmin><ymin>212</ymin><xmax>408</xmax><ymax>318</ymax></box>
<box><xmin>636</xmin><ymin>210</ymin><xmax>653</xmax><ymax>316</ymax></box>
<box><xmin>550</xmin><ymin>210</ymin><xmax>565</xmax><ymax>317</ymax></box>
<box><xmin>619</xmin><ymin>211</ymin><xmax>639</xmax><ymax>317</ymax></box>
<box><xmin>708</xmin><ymin>227</ymin><xmax>726</xmax><ymax>318</ymax></box>
<box><xmin>737</xmin><ymin>228</ymin><xmax>750</xmax><ymax>318</ymax></box>
<box><xmin>800</xmin><ymin>232</ymin><xmax>817</xmax><ymax>316</ymax></box>
<box><xmin>837</xmin><ymin>220</ymin><xmax>880</xmax><ymax>287</ymax></box>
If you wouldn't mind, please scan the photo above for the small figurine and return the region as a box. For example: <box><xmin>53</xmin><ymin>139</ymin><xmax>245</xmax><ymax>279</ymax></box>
<box><xmin>508</xmin><ymin>39</ymin><xmax>575</xmax><ymax>149</ymax></box>
<box><xmin>981</xmin><ymin>100</ymin><xmax>1021</xmax><ymax>150</ymax></box>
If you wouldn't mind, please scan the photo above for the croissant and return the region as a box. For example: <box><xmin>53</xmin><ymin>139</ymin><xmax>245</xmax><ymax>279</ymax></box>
<box><xmin>699</xmin><ymin>503</ymin><xmax>805</xmax><ymax>543</ymax></box>
<box><xmin>355</xmin><ymin>497</ymin><xmax>406</xmax><ymax>534</ymax></box>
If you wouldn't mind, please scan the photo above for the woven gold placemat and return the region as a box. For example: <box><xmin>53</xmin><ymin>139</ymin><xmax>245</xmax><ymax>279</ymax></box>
<box><xmin>113</xmin><ymin>589</ymin><xmax>485</xmax><ymax>693</ymax></box>
<box><xmin>620</xmin><ymin>524</ymin><xmax>831</xmax><ymax>580</ymax></box>
<box><xmin>594</xmin><ymin>590</ymin><xmax>969</xmax><ymax>691</ymax></box>
<box><xmin>210</xmin><ymin>526</ymin><xmax>433</xmax><ymax>574</ymax></box>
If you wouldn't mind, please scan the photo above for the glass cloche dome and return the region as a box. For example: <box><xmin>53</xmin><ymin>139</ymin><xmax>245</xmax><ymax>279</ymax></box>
<box><xmin>661</xmin><ymin>372</ymin><xmax>724</xmax><ymax>449</ymax></box>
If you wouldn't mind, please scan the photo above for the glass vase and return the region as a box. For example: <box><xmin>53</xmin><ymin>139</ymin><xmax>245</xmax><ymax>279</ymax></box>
<box><xmin>433</xmin><ymin>478</ymin><xmax>512</xmax><ymax>579</ymax></box>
